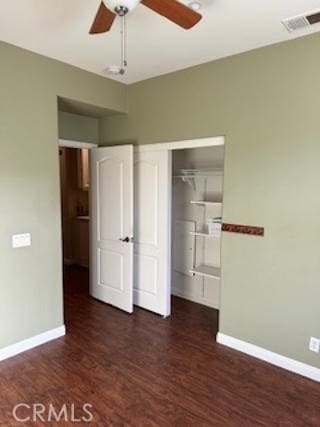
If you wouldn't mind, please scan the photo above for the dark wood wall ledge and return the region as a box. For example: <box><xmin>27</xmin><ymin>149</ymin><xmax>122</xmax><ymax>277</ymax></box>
<box><xmin>222</xmin><ymin>223</ymin><xmax>264</xmax><ymax>236</ymax></box>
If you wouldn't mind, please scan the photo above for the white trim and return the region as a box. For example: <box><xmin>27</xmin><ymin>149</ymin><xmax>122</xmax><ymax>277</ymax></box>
<box><xmin>135</xmin><ymin>136</ymin><xmax>224</xmax><ymax>152</ymax></box>
<box><xmin>217</xmin><ymin>333</ymin><xmax>320</xmax><ymax>383</ymax></box>
<box><xmin>0</xmin><ymin>326</ymin><xmax>66</xmax><ymax>362</ymax></box>
<box><xmin>166</xmin><ymin>151</ymin><xmax>173</xmax><ymax>317</ymax></box>
<box><xmin>58</xmin><ymin>139</ymin><xmax>98</xmax><ymax>149</ymax></box>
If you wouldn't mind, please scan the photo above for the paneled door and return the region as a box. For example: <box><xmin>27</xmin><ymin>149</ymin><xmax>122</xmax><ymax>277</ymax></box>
<box><xmin>134</xmin><ymin>148</ymin><xmax>171</xmax><ymax>316</ymax></box>
<box><xmin>90</xmin><ymin>145</ymin><xmax>134</xmax><ymax>313</ymax></box>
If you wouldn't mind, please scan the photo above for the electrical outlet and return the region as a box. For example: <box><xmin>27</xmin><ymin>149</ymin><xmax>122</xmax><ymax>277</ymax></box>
<box><xmin>309</xmin><ymin>337</ymin><xmax>320</xmax><ymax>353</ymax></box>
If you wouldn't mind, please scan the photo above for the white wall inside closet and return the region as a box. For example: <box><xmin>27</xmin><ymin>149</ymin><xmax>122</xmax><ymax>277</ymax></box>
<box><xmin>172</xmin><ymin>146</ymin><xmax>225</xmax><ymax>309</ymax></box>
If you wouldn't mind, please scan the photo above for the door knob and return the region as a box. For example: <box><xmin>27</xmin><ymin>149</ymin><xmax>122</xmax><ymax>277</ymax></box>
<box><xmin>119</xmin><ymin>237</ymin><xmax>130</xmax><ymax>243</ymax></box>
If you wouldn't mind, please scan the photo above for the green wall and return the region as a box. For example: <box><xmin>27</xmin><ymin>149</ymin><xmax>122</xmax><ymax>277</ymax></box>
<box><xmin>100</xmin><ymin>32</ymin><xmax>320</xmax><ymax>369</ymax></box>
<box><xmin>2</xmin><ymin>31</ymin><xmax>320</xmax><ymax>371</ymax></box>
<box><xmin>58</xmin><ymin>111</ymin><xmax>99</xmax><ymax>144</ymax></box>
<box><xmin>0</xmin><ymin>40</ymin><xmax>126</xmax><ymax>349</ymax></box>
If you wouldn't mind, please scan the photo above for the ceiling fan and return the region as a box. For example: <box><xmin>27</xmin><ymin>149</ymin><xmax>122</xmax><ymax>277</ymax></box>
<box><xmin>89</xmin><ymin>0</ymin><xmax>202</xmax><ymax>34</ymax></box>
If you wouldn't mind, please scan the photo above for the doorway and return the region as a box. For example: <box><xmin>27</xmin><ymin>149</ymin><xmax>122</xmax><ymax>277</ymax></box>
<box><xmin>130</xmin><ymin>139</ymin><xmax>225</xmax><ymax>321</ymax></box>
<box><xmin>59</xmin><ymin>142</ymin><xmax>95</xmax><ymax>297</ymax></box>
<box><xmin>171</xmin><ymin>145</ymin><xmax>225</xmax><ymax>312</ymax></box>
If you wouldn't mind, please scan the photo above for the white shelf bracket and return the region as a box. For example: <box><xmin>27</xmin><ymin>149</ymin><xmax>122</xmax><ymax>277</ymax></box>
<box><xmin>181</xmin><ymin>176</ymin><xmax>196</xmax><ymax>191</ymax></box>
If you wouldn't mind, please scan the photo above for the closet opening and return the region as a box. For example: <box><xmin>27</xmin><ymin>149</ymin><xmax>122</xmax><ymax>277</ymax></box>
<box><xmin>171</xmin><ymin>145</ymin><xmax>225</xmax><ymax>329</ymax></box>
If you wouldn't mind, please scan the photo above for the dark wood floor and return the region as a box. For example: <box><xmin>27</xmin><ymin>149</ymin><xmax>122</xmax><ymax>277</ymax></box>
<box><xmin>1</xmin><ymin>266</ymin><xmax>320</xmax><ymax>426</ymax></box>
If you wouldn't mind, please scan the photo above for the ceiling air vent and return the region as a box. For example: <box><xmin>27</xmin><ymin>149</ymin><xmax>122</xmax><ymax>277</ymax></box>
<box><xmin>307</xmin><ymin>11</ymin><xmax>320</xmax><ymax>25</ymax></box>
<box><xmin>282</xmin><ymin>10</ymin><xmax>320</xmax><ymax>32</ymax></box>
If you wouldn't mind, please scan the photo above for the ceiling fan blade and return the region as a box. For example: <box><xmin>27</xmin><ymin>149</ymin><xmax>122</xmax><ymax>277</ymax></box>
<box><xmin>89</xmin><ymin>2</ymin><xmax>116</xmax><ymax>34</ymax></box>
<box><xmin>141</xmin><ymin>0</ymin><xmax>202</xmax><ymax>29</ymax></box>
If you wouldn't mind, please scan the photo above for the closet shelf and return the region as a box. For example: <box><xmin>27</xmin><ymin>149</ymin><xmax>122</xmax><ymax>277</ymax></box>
<box><xmin>190</xmin><ymin>200</ymin><xmax>222</xmax><ymax>207</ymax></box>
<box><xmin>173</xmin><ymin>169</ymin><xmax>223</xmax><ymax>191</ymax></box>
<box><xmin>173</xmin><ymin>168</ymin><xmax>223</xmax><ymax>178</ymax></box>
<box><xmin>190</xmin><ymin>265</ymin><xmax>221</xmax><ymax>279</ymax></box>
<box><xmin>190</xmin><ymin>231</ymin><xmax>220</xmax><ymax>239</ymax></box>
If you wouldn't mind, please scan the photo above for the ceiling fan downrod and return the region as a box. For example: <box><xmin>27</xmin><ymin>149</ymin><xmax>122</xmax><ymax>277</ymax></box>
<box><xmin>119</xmin><ymin>14</ymin><xmax>128</xmax><ymax>74</ymax></box>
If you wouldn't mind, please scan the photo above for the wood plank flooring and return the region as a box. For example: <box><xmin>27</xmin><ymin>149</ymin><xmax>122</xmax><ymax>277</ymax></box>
<box><xmin>0</xmin><ymin>266</ymin><xmax>319</xmax><ymax>426</ymax></box>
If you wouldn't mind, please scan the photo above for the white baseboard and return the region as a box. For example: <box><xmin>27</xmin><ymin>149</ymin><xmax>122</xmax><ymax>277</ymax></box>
<box><xmin>216</xmin><ymin>333</ymin><xmax>320</xmax><ymax>383</ymax></box>
<box><xmin>0</xmin><ymin>326</ymin><xmax>66</xmax><ymax>362</ymax></box>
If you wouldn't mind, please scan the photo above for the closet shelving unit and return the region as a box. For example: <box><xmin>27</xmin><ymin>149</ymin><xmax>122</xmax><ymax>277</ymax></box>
<box><xmin>190</xmin><ymin>230</ymin><xmax>219</xmax><ymax>239</ymax></box>
<box><xmin>190</xmin><ymin>265</ymin><xmax>221</xmax><ymax>279</ymax></box>
<box><xmin>190</xmin><ymin>200</ymin><xmax>222</xmax><ymax>207</ymax></box>
<box><xmin>173</xmin><ymin>168</ymin><xmax>223</xmax><ymax>178</ymax></box>
<box><xmin>190</xmin><ymin>199</ymin><xmax>222</xmax><ymax>279</ymax></box>
<box><xmin>174</xmin><ymin>168</ymin><xmax>223</xmax><ymax>281</ymax></box>
<box><xmin>174</xmin><ymin>168</ymin><xmax>223</xmax><ymax>192</ymax></box>
<box><xmin>190</xmin><ymin>200</ymin><xmax>222</xmax><ymax>239</ymax></box>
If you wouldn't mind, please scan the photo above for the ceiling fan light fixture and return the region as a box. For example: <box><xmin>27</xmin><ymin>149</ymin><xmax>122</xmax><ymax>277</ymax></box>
<box><xmin>104</xmin><ymin>65</ymin><xmax>125</xmax><ymax>75</ymax></box>
<box><xmin>104</xmin><ymin>0</ymin><xmax>140</xmax><ymax>13</ymax></box>
<box><xmin>188</xmin><ymin>1</ymin><xmax>202</xmax><ymax>11</ymax></box>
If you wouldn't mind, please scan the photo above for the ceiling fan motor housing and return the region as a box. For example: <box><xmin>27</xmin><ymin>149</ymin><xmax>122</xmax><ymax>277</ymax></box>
<box><xmin>115</xmin><ymin>6</ymin><xmax>129</xmax><ymax>16</ymax></box>
<box><xmin>104</xmin><ymin>0</ymin><xmax>140</xmax><ymax>14</ymax></box>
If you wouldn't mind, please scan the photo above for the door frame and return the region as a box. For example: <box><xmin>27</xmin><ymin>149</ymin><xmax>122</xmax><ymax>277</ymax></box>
<box><xmin>137</xmin><ymin>136</ymin><xmax>224</xmax><ymax>152</ymax></box>
<box><xmin>58</xmin><ymin>139</ymin><xmax>98</xmax><ymax>150</ymax></box>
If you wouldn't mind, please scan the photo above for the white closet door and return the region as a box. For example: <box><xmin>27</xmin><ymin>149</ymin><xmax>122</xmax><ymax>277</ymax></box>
<box><xmin>90</xmin><ymin>145</ymin><xmax>134</xmax><ymax>313</ymax></box>
<box><xmin>134</xmin><ymin>148</ymin><xmax>171</xmax><ymax>316</ymax></box>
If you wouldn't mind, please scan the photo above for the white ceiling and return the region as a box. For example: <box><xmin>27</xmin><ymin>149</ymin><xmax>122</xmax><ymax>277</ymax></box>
<box><xmin>0</xmin><ymin>0</ymin><xmax>320</xmax><ymax>84</ymax></box>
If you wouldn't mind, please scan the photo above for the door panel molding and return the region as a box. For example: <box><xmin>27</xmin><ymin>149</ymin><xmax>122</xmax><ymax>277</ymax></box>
<box><xmin>134</xmin><ymin>159</ymin><xmax>159</xmax><ymax>247</ymax></box>
<box><xmin>96</xmin><ymin>157</ymin><xmax>124</xmax><ymax>242</ymax></box>
<box><xmin>98</xmin><ymin>248</ymin><xmax>124</xmax><ymax>291</ymax></box>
